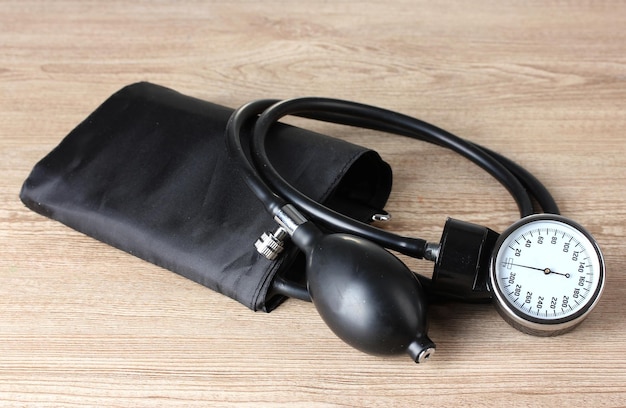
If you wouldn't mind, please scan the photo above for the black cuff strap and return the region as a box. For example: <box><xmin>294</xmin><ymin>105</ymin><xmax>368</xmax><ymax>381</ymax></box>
<box><xmin>20</xmin><ymin>82</ymin><xmax>393</xmax><ymax>311</ymax></box>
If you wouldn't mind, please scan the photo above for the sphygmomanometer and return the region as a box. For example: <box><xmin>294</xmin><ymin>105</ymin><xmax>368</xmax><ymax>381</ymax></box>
<box><xmin>20</xmin><ymin>84</ymin><xmax>605</xmax><ymax>364</ymax></box>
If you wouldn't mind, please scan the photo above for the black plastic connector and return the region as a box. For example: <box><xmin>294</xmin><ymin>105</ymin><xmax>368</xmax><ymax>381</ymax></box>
<box><xmin>430</xmin><ymin>218</ymin><xmax>500</xmax><ymax>302</ymax></box>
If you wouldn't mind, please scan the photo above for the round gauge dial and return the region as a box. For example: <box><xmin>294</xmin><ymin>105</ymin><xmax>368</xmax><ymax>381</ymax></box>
<box><xmin>490</xmin><ymin>214</ymin><xmax>605</xmax><ymax>336</ymax></box>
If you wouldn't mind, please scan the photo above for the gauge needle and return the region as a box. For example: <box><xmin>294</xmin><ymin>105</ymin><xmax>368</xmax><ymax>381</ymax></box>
<box><xmin>512</xmin><ymin>263</ymin><xmax>571</xmax><ymax>278</ymax></box>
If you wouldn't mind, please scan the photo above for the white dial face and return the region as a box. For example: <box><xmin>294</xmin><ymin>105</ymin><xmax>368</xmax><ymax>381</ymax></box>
<box><xmin>492</xmin><ymin>215</ymin><xmax>604</xmax><ymax>325</ymax></box>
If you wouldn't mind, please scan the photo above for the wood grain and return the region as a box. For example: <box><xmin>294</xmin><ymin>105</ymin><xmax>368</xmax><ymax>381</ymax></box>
<box><xmin>1</xmin><ymin>1</ymin><xmax>625</xmax><ymax>406</ymax></box>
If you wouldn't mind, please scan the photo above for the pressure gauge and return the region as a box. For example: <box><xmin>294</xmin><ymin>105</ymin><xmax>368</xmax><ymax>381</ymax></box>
<box><xmin>489</xmin><ymin>214</ymin><xmax>605</xmax><ymax>336</ymax></box>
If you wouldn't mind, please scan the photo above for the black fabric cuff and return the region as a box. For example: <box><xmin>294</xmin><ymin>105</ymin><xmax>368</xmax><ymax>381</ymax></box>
<box><xmin>20</xmin><ymin>82</ymin><xmax>393</xmax><ymax>312</ymax></box>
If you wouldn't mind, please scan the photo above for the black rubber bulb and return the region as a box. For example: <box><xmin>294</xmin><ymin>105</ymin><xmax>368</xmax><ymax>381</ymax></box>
<box><xmin>292</xmin><ymin>222</ymin><xmax>435</xmax><ymax>363</ymax></box>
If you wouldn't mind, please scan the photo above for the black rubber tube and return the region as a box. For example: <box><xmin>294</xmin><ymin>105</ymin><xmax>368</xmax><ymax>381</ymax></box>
<box><xmin>224</xmin><ymin>96</ymin><xmax>560</xmax><ymax>299</ymax></box>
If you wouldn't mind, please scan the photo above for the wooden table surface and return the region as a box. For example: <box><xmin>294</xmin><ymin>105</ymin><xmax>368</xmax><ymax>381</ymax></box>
<box><xmin>2</xmin><ymin>1</ymin><xmax>625</xmax><ymax>406</ymax></box>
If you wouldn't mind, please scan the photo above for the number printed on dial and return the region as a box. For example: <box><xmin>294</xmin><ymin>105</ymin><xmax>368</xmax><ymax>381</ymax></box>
<box><xmin>494</xmin><ymin>216</ymin><xmax>604</xmax><ymax>321</ymax></box>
